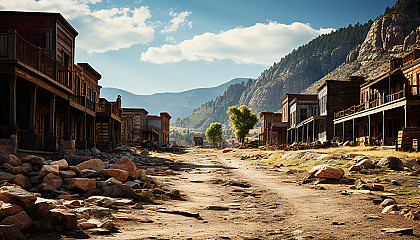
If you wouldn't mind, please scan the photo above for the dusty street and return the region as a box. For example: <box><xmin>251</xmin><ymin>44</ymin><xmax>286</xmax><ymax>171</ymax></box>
<box><xmin>86</xmin><ymin>148</ymin><xmax>419</xmax><ymax>240</ymax></box>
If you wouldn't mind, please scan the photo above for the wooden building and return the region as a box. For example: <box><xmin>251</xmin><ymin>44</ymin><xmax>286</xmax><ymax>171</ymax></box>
<box><xmin>0</xmin><ymin>11</ymin><xmax>79</xmax><ymax>151</ymax></box>
<box><xmin>286</xmin><ymin>95</ymin><xmax>318</xmax><ymax>143</ymax></box>
<box><xmin>147</xmin><ymin>112</ymin><xmax>171</xmax><ymax>147</ymax></box>
<box><xmin>194</xmin><ymin>136</ymin><xmax>204</xmax><ymax>146</ymax></box>
<box><xmin>96</xmin><ymin>96</ymin><xmax>122</xmax><ymax>151</ymax></box>
<box><xmin>259</xmin><ymin>112</ymin><xmax>286</xmax><ymax>145</ymax></box>
<box><xmin>334</xmin><ymin>49</ymin><xmax>420</xmax><ymax>146</ymax></box>
<box><xmin>121</xmin><ymin>108</ymin><xmax>148</xmax><ymax>145</ymax></box>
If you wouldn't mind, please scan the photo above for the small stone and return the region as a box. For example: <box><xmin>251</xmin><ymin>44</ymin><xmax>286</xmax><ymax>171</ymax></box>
<box><xmin>111</xmin><ymin>157</ymin><xmax>138</xmax><ymax>180</ymax></box>
<box><xmin>13</xmin><ymin>174</ymin><xmax>32</xmax><ymax>189</ymax></box>
<box><xmin>372</xmin><ymin>184</ymin><xmax>384</xmax><ymax>191</ymax></box>
<box><xmin>309</xmin><ymin>165</ymin><xmax>344</xmax><ymax>180</ymax></box>
<box><xmin>380</xmin><ymin>198</ymin><xmax>397</xmax><ymax>208</ymax></box>
<box><xmin>80</xmin><ymin>219</ymin><xmax>102</xmax><ymax>229</ymax></box>
<box><xmin>0</xmin><ymin>203</ymin><xmax>23</xmax><ymax>219</ymax></box>
<box><xmin>39</xmin><ymin>165</ymin><xmax>59</xmax><ymax>179</ymax></box>
<box><xmin>356</xmin><ymin>159</ymin><xmax>373</xmax><ymax>169</ymax></box>
<box><xmin>50</xmin><ymin>159</ymin><xmax>68</xmax><ymax>170</ymax></box>
<box><xmin>145</xmin><ymin>169</ymin><xmax>155</xmax><ymax>175</ymax></box>
<box><xmin>67</xmin><ymin>178</ymin><xmax>96</xmax><ymax>193</ymax></box>
<box><xmin>100</xmin><ymin>220</ymin><xmax>114</xmax><ymax>230</ymax></box>
<box><xmin>0</xmin><ymin>211</ymin><xmax>33</xmax><ymax>231</ymax></box>
<box><xmin>133</xmin><ymin>203</ymin><xmax>144</xmax><ymax>209</ymax></box>
<box><xmin>76</xmin><ymin>159</ymin><xmax>105</xmax><ymax>171</ymax></box>
<box><xmin>60</xmin><ymin>170</ymin><xmax>76</xmax><ymax>178</ymax></box>
<box><xmin>381</xmin><ymin>228</ymin><xmax>413</xmax><ymax>235</ymax></box>
<box><xmin>0</xmin><ymin>224</ymin><xmax>26</xmax><ymax>240</ymax></box>
<box><xmin>50</xmin><ymin>209</ymin><xmax>77</xmax><ymax>230</ymax></box>
<box><xmin>377</xmin><ymin>157</ymin><xmax>403</xmax><ymax>171</ymax></box>
<box><xmin>100</xmin><ymin>169</ymin><xmax>129</xmax><ymax>182</ymax></box>
<box><xmin>21</xmin><ymin>163</ymin><xmax>32</xmax><ymax>173</ymax></box>
<box><xmin>21</xmin><ymin>155</ymin><xmax>44</xmax><ymax>165</ymax></box>
<box><xmin>382</xmin><ymin>204</ymin><xmax>399</xmax><ymax>214</ymax></box>
<box><xmin>349</xmin><ymin>165</ymin><xmax>363</xmax><ymax>172</ymax></box>
<box><xmin>1</xmin><ymin>155</ymin><xmax>21</xmax><ymax>167</ymax></box>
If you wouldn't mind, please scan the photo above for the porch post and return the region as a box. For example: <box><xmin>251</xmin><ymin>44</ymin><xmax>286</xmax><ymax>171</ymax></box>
<box><xmin>368</xmin><ymin>115</ymin><xmax>371</xmax><ymax>145</ymax></box>
<box><xmin>29</xmin><ymin>86</ymin><xmax>37</xmax><ymax>131</ymax></box>
<box><xmin>313</xmin><ymin>120</ymin><xmax>315</xmax><ymax>142</ymax></box>
<box><xmin>342</xmin><ymin>121</ymin><xmax>345</xmax><ymax>142</ymax></box>
<box><xmin>64</xmin><ymin>104</ymin><xmax>70</xmax><ymax>140</ymax></box>
<box><xmin>301</xmin><ymin>126</ymin><xmax>304</xmax><ymax>143</ymax></box>
<box><xmin>9</xmin><ymin>75</ymin><xmax>17</xmax><ymax>133</ymax></box>
<box><xmin>49</xmin><ymin>95</ymin><xmax>56</xmax><ymax>135</ymax></box>
<box><xmin>352</xmin><ymin>119</ymin><xmax>355</xmax><ymax>143</ymax></box>
<box><xmin>83</xmin><ymin>112</ymin><xmax>87</xmax><ymax>149</ymax></box>
<box><xmin>306</xmin><ymin>123</ymin><xmax>309</xmax><ymax>142</ymax></box>
<box><xmin>404</xmin><ymin>105</ymin><xmax>407</xmax><ymax>128</ymax></box>
<box><xmin>333</xmin><ymin>122</ymin><xmax>336</xmax><ymax>140</ymax></box>
<box><xmin>382</xmin><ymin>111</ymin><xmax>385</xmax><ymax>145</ymax></box>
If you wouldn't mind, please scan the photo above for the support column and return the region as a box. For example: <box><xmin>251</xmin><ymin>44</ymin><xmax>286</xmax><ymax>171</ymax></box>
<box><xmin>352</xmin><ymin>119</ymin><xmax>355</xmax><ymax>143</ymax></box>
<box><xmin>83</xmin><ymin>113</ymin><xmax>87</xmax><ymax>149</ymax></box>
<box><xmin>306</xmin><ymin>124</ymin><xmax>309</xmax><ymax>143</ymax></box>
<box><xmin>313</xmin><ymin>120</ymin><xmax>315</xmax><ymax>142</ymax></box>
<box><xmin>368</xmin><ymin>115</ymin><xmax>371</xmax><ymax>145</ymax></box>
<box><xmin>301</xmin><ymin>126</ymin><xmax>304</xmax><ymax>143</ymax></box>
<box><xmin>49</xmin><ymin>95</ymin><xmax>56</xmax><ymax>135</ymax></box>
<box><xmin>64</xmin><ymin>104</ymin><xmax>70</xmax><ymax>140</ymax></box>
<box><xmin>382</xmin><ymin>111</ymin><xmax>385</xmax><ymax>145</ymax></box>
<box><xmin>342</xmin><ymin>121</ymin><xmax>345</xmax><ymax>142</ymax></box>
<box><xmin>29</xmin><ymin>86</ymin><xmax>37</xmax><ymax>131</ymax></box>
<box><xmin>295</xmin><ymin>128</ymin><xmax>297</xmax><ymax>143</ymax></box>
<box><xmin>333</xmin><ymin>123</ymin><xmax>336</xmax><ymax>140</ymax></box>
<box><xmin>8</xmin><ymin>75</ymin><xmax>17</xmax><ymax>134</ymax></box>
<box><xmin>404</xmin><ymin>105</ymin><xmax>407</xmax><ymax>128</ymax></box>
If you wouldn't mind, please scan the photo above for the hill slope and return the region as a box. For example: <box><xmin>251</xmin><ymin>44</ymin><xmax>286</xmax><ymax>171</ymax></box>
<box><xmin>174</xmin><ymin>21</ymin><xmax>372</xmax><ymax>130</ymax></box>
<box><xmin>175</xmin><ymin>0</ymin><xmax>420</xmax><ymax>131</ymax></box>
<box><xmin>100</xmin><ymin>78</ymin><xmax>249</xmax><ymax>121</ymax></box>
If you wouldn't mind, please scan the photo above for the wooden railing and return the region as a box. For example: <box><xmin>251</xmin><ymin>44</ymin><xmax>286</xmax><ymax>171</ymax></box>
<box><xmin>86</xmin><ymin>99</ymin><xmax>95</xmax><ymax>112</ymax></box>
<box><xmin>0</xmin><ymin>31</ymin><xmax>72</xmax><ymax>90</ymax></box>
<box><xmin>335</xmin><ymin>90</ymin><xmax>405</xmax><ymax>119</ymax></box>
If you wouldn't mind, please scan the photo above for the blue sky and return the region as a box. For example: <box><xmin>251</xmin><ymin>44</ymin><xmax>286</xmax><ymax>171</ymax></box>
<box><xmin>0</xmin><ymin>0</ymin><xmax>397</xmax><ymax>94</ymax></box>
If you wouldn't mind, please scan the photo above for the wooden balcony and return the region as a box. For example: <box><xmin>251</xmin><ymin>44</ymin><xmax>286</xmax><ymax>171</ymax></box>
<box><xmin>97</xmin><ymin>101</ymin><xmax>122</xmax><ymax>122</ymax></box>
<box><xmin>0</xmin><ymin>31</ymin><xmax>72</xmax><ymax>92</ymax></box>
<box><xmin>69</xmin><ymin>95</ymin><xmax>96</xmax><ymax>116</ymax></box>
<box><xmin>335</xmin><ymin>90</ymin><xmax>405</xmax><ymax>119</ymax></box>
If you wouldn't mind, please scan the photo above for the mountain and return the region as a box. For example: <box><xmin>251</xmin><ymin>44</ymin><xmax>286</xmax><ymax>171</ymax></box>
<box><xmin>174</xmin><ymin>21</ymin><xmax>372</xmax><ymax>130</ymax></box>
<box><xmin>100</xmin><ymin>78</ymin><xmax>249</xmax><ymax>121</ymax></box>
<box><xmin>175</xmin><ymin>0</ymin><xmax>420</xmax><ymax>131</ymax></box>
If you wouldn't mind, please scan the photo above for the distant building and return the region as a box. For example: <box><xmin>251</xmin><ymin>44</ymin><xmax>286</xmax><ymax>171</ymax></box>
<box><xmin>259</xmin><ymin>112</ymin><xmax>286</xmax><ymax>146</ymax></box>
<box><xmin>147</xmin><ymin>112</ymin><xmax>172</xmax><ymax>146</ymax></box>
<box><xmin>96</xmin><ymin>96</ymin><xmax>122</xmax><ymax>151</ymax></box>
<box><xmin>121</xmin><ymin>108</ymin><xmax>148</xmax><ymax>145</ymax></box>
<box><xmin>194</xmin><ymin>136</ymin><xmax>203</xmax><ymax>146</ymax></box>
<box><xmin>286</xmin><ymin>95</ymin><xmax>318</xmax><ymax>143</ymax></box>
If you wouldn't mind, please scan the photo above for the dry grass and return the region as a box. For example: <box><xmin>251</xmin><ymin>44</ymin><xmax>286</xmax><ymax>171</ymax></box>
<box><xmin>310</xmin><ymin>146</ymin><xmax>420</xmax><ymax>159</ymax></box>
<box><xmin>263</xmin><ymin>152</ymin><xmax>349</xmax><ymax>170</ymax></box>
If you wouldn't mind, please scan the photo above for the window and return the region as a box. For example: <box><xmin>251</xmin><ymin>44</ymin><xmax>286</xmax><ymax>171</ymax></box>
<box><xmin>300</xmin><ymin>109</ymin><xmax>307</xmax><ymax>122</ymax></box>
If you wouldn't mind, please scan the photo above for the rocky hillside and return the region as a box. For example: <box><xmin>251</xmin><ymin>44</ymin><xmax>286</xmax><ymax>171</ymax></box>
<box><xmin>175</xmin><ymin>0</ymin><xmax>420</xmax><ymax>131</ymax></box>
<box><xmin>304</xmin><ymin>0</ymin><xmax>420</xmax><ymax>94</ymax></box>
<box><xmin>174</xmin><ymin>22</ymin><xmax>372</xmax><ymax>130</ymax></box>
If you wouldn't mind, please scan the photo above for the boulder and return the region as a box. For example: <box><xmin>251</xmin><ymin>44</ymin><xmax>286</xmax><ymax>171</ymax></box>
<box><xmin>7</xmin><ymin>167</ymin><xmax>25</xmax><ymax>175</ymax></box>
<box><xmin>0</xmin><ymin>211</ymin><xmax>33</xmax><ymax>231</ymax></box>
<box><xmin>67</xmin><ymin>178</ymin><xmax>96</xmax><ymax>193</ymax></box>
<box><xmin>349</xmin><ymin>165</ymin><xmax>363</xmax><ymax>172</ymax></box>
<box><xmin>382</xmin><ymin>204</ymin><xmax>399</xmax><ymax>214</ymax></box>
<box><xmin>356</xmin><ymin>159</ymin><xmax>373</xmax><ymax>169</ymax></box>
<box><xmin>34</xmin><ymin>198</ymin><xmax>58</xmax><ymax>216</ymax></box>
<box><xmin>0</xmin><ymin>163</ymin><xmax>12</xmax><ymax>171</ymax></box>
<box><xmin>100</xmin><ymin>169</ymin><xmax>129</xmax><ymax>182</ymax></box>
<box><xmin>33</xmin><ymin>219</ymin><xmax>53</xmax><ymax>232</ymax></box>
<box><xmin>13</xmin><ymin>175</ymin><xmax>32</xmax><ymax>189</ymax></box>
<box><xmin>377</xmin><ymin>156</ymin><xmax>403</xmax><ymax>170</ymax></box>
<box><xmin>309</xmin><ymin>165</ymin><xmax>345</xmax><ymax>180</ymax></box>
<box><xmin>76</xmin><ymin>159</ymin><xmax>105</xmax><ymax>171</ymax></box>
<box><xmin>0</xmin><ymin>172</ymin><xmax>15</xmax><ymax>181</ymax></box>
<box><xmin>1</xmin><ymin>155</ymin><xmax>21</xmax><ymax>167</ymax></box>
<box><xmin>39</xmin><ymin>179</ymin><xmax>62</xmax><ymax>192</ymax></box>
<box><xmin>0</xmin><ymin>224</ymin><xmax>26</xmax><ymax>240</ymax></box>
<box><xmin>111</xmin><ymin>157</ymin><xmax>138</xmax><ymax>180</ymax></box>
<box><xmin>50</xmin><ymin>209</ymin><xmax>77</xmax><ymax>230</ymax></box>
<box><xmin>21</xmin><ymin>155</ymin><xmax>44</xmax><ymax>165</ymax></box>
<box><xmin>0</xmin><ymin>186</ymin><xmax>37</xmax><ymax>210</ymax></box>
<box><xmin>99</xmin><ymin>184</ymin><xmax>138</xmax><ymax>199</ymax></box>
<box><xmin>60</xmin><ymin>170</ymin><xmax>76</xmax><ymax>178</ymax></box>
<box><xmin>0</xmin><ymin>203</ymin><xmax>23</xmax><ymax>220</ymax></box>
<box><xmin>39</xmin><ymin>165</ymin><xmax>59</xmax><ymax>179</ymax></box>
<box><xmin>50</xmin><ymin>159</ymin><xmax>68</xmax><ymax>170</ymax></box>
<box><xmin>20</xmin><ymin>163</ymin><xmax>32</xmax><ymax>174</ymax></box>
<box><xmin>380</xmin><ymin>198</ymin><xmax>397</xmax><ymax>208</ymax></box>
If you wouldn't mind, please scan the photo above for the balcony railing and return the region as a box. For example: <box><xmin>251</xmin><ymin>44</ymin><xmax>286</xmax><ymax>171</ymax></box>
<box><xmin>335</xmin><ymin>89</ymin><xmax>405</xmax><ymax>119</ymax></box>
<box><xmin>0</xmin><ymin>31</ymin><xmax>71</xmax><ymax>90</ymax></box>
<box><xmin>86</xmin><ymin>99</ymin><xmax>95</xmax><ymax>112</ymax></box>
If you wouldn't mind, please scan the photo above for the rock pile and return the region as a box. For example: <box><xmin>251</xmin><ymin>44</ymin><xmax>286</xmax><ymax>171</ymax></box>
<box><xmin>0</xmin><ymin>147</ymin><xmax>181</xmax><ymax>238</ymax></box>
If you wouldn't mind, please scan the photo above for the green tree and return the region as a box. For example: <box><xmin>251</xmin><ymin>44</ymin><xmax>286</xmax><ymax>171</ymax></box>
<box><xmin>205</xmin><ymin>122</ymin><xmax>223</xmax><ymax>147</ymax></box>
<box><xmin>226</xmin><ymin>105</ymin><xmax>258</xmax><ymax>145</ymax></box>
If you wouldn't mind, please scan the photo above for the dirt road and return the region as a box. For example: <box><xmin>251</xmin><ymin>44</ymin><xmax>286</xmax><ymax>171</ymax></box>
<box><xmin>94</xmin><ymin>148</ymin><xmax>419</xmax><ymax>240</ymax></box>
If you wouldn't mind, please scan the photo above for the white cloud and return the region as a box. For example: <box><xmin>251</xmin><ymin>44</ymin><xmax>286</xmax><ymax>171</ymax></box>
<box><xmin>0</xmin><ymin>0</ymin><xmax>154</xmax><ymax>53</ymax></box>
<box><xmin>142</xmin><ymin>21</ymin><xmax>334</xmax><ymax>65</ymax></box>
<box><xmin>161</xmin><ymin>10</ymin><xmax>192</xmax><ymax>33</ymax></box>
<box><xmin>164</xmin><ymin>36</ymin><xmax>176</xmax><ymax>43</ymax></box>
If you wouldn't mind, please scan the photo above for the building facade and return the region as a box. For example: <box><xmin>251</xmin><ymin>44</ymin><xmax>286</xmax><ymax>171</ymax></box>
<box><xmin>121</xmin><ymin>108</ymin><xmax>148</xmax><ymax>145</ymax></box>
<box><xmin>259</xmin><ymin>112</ymin><xmax>286</xmax><ymax>145</ymax></box>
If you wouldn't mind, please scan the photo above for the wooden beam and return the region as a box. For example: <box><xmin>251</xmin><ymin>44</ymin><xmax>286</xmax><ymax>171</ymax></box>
<box><xmin>49</xmin><ymin>95</ymin><xmax>56</xmax><ymax>135</ymax></box>
<box><xmin>29</xmin><ymin>86</ymin><xmax>37</xmax><ymax>131</ymax></box>
<box><xmin>9</xmin><ymin>75</ymin><xmax>17</xmax><ymax>133</ymax></box>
